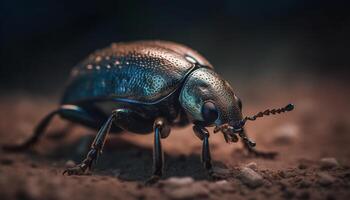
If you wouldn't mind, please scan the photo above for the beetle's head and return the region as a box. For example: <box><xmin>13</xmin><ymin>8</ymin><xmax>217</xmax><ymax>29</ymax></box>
<box><xmin>179</xmin><ymin>68</ymin><xmax>294</xmax><ymax>143</ymax></box>
<box><xmin>179</xmin><ymin>68</ymin><xmax>243</xmax><ymax>127</ymax></box>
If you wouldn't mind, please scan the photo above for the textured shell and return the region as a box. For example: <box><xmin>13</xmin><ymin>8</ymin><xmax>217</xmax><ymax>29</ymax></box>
<box><xmin>61</xmin><ymin>41</ymin><xmax>212</xmax><ymax>104</ymax></box>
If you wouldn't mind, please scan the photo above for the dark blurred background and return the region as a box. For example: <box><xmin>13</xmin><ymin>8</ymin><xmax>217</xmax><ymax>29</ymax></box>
<box><xmin>1</xmin><ymin>0</ymin><xmax>349</xmax><ymax>94</ymax></box>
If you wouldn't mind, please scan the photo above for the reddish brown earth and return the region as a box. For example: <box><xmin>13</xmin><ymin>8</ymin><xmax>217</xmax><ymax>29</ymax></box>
<box><xmin>0</xmin><ymin>80</ymin><xmax>349</xmax><ymax>200</ymax></box>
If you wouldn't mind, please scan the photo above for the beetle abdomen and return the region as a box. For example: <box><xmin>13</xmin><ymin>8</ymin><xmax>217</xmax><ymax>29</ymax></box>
<box><xmin>61</xmin><ymin>41</ymin><xmax>210</xmax><ymax>104</ymax></box>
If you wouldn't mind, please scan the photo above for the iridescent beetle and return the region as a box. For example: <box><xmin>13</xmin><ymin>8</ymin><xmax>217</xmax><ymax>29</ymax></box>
<box><xmin>4</xmin><ymin>41</ymin><xmax>294</xmax><ymax>183</ymax></box>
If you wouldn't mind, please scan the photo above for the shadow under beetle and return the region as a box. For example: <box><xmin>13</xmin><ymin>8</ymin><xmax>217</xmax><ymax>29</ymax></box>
<box><xmin>4</xmin><ymin>41</ymin><xmax>294</xmax><ymax>183</ymax></box>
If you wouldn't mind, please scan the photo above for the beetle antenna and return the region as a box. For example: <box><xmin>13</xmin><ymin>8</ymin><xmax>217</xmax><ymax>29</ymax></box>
<box><xmin>231</xmin><ymin>103</ymin><xmax>294</xmax><ymax>130</ymax></box>
<box><xmin>244</xmin><ymin>103</ymin><xmax>294</xmax><ymax>122</ymax></box>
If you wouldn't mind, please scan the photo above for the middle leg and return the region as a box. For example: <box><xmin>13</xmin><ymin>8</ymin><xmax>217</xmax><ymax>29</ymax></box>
<box><xmin>145</xmin><ymin>117</ymin><xmax>170</xmax><ymax>184</ymax></box>
<box><xmin>193</xmin><ymin>125</ymin><xmax>213</xmax><ymax>174</ymax></box>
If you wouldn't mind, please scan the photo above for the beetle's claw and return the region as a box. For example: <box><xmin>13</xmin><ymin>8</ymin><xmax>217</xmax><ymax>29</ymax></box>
<box><xmin>63</xmin><ymin>165</ymin><xmax>87</xmax><ymax>176</ymax></box>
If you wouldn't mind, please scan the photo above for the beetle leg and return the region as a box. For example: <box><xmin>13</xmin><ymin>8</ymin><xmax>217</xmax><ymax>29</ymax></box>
<box><xmin>2</xmin><ymin>109</ymin><xmax>59</xmax><ymax>152</ymax></box>
<box><xmin>202</xmin><ymin>129</ymin><xmax>212</xmax><ymax>171</ymax></box>
<box><xmin>63</xmin><ymin>110</ymin><xmax>118</xmax><ymax>176</ymax></box>
<box><xmin>145</xmin><ymin>118</ymin><xmax>170</xmax><ymax>185</ymax></box>
<box><xmin>193</xmin><ymin>125</ymin><xmax>218</xmax><ymax>176</ymax></box>
<box><xmin>239</xmin><ymin>128</ymin><xmax>277</xmax><ymax>159</ymax></box>
<box><xmin>2</xmin><ymin>105</ymin><xmax>97</xmax><ymax>152</ymax></box>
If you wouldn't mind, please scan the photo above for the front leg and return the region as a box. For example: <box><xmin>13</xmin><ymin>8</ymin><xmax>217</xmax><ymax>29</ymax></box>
<box><xmin>193</xmin><ymin>125</ymin><xmax>214</xmax><ymax>175</ymax></box>
<box><xmin>239</xmin><ymin>128</ymin><xmax>277</xmax><ymax>159</ymax></box>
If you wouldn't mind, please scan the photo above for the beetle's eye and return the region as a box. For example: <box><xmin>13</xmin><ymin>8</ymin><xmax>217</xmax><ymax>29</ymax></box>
<box><xmin>201</xmin><ymin>101</ymin><xmax>218</xmax><ymax>123</ymax></box>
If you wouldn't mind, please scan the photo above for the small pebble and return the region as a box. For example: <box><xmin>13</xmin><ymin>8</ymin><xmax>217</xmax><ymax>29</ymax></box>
<box><xmin>239</xmin><ymin>167</ymin><xmax>264</xmax><ymax>188</ymax></box>
<box><xmin>318</xmin><ymin>172</ymin><xmax>336</xmax><ymax>186</ymax></box>
<box><xmin>162</xmin><ymin>177</ymin><xmax>194</xmax><ymax>188</ymax></box>
<box><xmin>273</xmin><ymin>123</ymin><xmax>299</xmax><ymax>144</ymax></box>
<box><xmin>320</xmin><ymin>157</ymin><xmax>339</xmax><ymax>169</ymax></box>
<box><xmin>209</xmin><ymin>180</ymin><xmax>235</xmax><ymax>193</ymax></box>
<box><xmin>215</xmin><ymin>180</ymin><xmax>228</xmax><ymax>185</ymax></box>
<box><xmin>278</xmin><ymin>169</ymin><xmax>297</xmax><ymax>178</ymax></box>
<box><xmin>246</xmin><ymin>162</ymin><xmax>258</xmax><ymax>171</ymax></box>
<box><xmin>212</xmin><ymin>166</ymin><xmax>231</xmax><ymax>176</ymax></box>
<box><xmin>65</xmin><ymin>160</ymin><xmax>76</xmax><ymax>168</ymax></box>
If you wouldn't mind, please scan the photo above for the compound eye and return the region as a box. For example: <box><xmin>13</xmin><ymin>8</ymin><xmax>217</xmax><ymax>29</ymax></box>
<box><xmin>201</xmin><ymin>101</ymin><xmax>218</xmax><ymax>124</ymax></box>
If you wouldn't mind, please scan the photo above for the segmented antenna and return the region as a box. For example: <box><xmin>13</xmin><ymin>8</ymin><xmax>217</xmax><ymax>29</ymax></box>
<box><xmin>245</xmin><ymin>103</ymin><xmax>294</xmax><ymax>121</ymax></box>
<box><xmin>231</xmin><ymin>103</ymin><xmax>294</xmax><ymax>129</ymax></box>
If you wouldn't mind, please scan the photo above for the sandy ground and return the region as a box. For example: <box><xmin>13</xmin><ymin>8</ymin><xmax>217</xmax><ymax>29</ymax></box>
<box><xmin>0</xmin><ymin>80</ymin><xmax>349</xmax><ymax>200</ymax></box>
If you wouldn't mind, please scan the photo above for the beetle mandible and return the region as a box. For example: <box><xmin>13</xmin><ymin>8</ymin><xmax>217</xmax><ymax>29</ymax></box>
<box><xmin>4</xmin><ymin>41</ymin><xmax>294</xmax><ymax>183</ymax></box>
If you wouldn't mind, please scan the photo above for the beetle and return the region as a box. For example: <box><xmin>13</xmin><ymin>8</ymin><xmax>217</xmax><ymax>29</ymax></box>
<box><xmin>4</xmin><ymin>40</ymin><xmax>294</xmax><ymax>183</ymax></box>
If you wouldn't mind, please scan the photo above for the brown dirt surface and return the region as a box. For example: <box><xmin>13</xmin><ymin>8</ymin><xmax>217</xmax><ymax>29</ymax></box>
<box><xmin>0</xmin><ymin>80</ymin><xmax>350</xmax><ymax>200</ymax></box>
